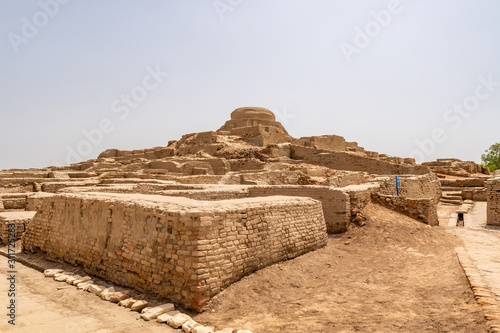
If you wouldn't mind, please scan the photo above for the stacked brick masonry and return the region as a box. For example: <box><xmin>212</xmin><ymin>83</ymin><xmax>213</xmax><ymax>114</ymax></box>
<box><xmin>22</xmin><ymin>193</ymin><xmax>327</xmax><ymax>311</ymax></box>
<box><xmin>0</xmin><ymin>193</ymin><xmax>29</xmax><ymax>210</ymax></box>
<box><xmin>374</xmin><ymin>173</ymin><xmax>442</xmax><ymax>202</ymax></box>
<box><xmin>372</xmin><ymin>193</ymin><xmax>438</xmax><ymax>226</ymax></box>
<box><xmin>247</xmin><ymin>186</ymin><xmax>350</xmax><ymax>233</ymax></box>
<box><xmin>164</xmin><ymin>185</ymin><xmax>352</xmax><ymax>234</ymax></box>
<box><xmin>291</xmin><ymin>146</ymin><xmax>430</xmax><ymax>175</ymax></box>
<box><xmin>487</xmin><ymin>177</ymin><xmax>500</xmax><ymax>226</ymax></box>
<box><xmin>163</xmin><ymin>189</ymin><xmax>249</xmax><ymax>201</ymax></box>
<box><xmin>1</xmin><ymin>212</ymin><xmax>36</xmax><ymax>244</ymax></box>
<box><xmin>341</xmin><ymin>183</ymin><xmax>380</xmax><ymax>212</ymax></box>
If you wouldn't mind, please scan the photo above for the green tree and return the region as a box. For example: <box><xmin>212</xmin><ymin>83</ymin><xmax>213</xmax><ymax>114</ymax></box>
<box><xmin>482</xmin><ymin>143</ymin><xmax>500</xmax><ymax>172</ymax></box>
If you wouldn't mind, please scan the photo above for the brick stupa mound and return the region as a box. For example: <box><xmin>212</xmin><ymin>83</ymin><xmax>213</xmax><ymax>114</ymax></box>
<box><xmin>217</xmin><ymin>107</ymin><xmax>292</xmax><ymax>145</ymax></box>
<box><xmin>231</xmin><ymin>107</ymin><xmax>277</xmax><ymax>121</ymax></box>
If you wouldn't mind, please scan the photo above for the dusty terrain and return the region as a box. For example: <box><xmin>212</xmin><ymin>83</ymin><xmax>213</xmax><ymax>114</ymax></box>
<box><xmin>196</xmin><ymin>204</ymin><xmax>488</xmax><ymax>332</ymax></box>
<box><xmin>1</xmin><ymin>203</ymin><xmax>488</xmax><ymax>332</ymax></box>
<box><xmin>0</xmin><ymin>260</ymin><xmax>177</xmax><ymax>333</ymax></box>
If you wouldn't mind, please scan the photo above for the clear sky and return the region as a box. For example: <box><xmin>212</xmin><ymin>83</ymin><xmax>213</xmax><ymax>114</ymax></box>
<box><xmin>1</xmin><ymin>0</ymin><xmax>499</xmax><ymax>170</ymax></box>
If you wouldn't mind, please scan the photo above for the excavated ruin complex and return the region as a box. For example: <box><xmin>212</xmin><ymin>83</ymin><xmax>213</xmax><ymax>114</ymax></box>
<box><xmin>1</xmin><ymin>106</ymin><xmax>469</xmax><ymax>311</ymax></box>
<box><xmin>487</xmin><ymin>176</ymin><xmax>500</xmax><ymax>226</ymax></box>
<box><xmin>423</xmin><ymin>158</ymin><xmax>491</xmax><ymax>204</ymax></box>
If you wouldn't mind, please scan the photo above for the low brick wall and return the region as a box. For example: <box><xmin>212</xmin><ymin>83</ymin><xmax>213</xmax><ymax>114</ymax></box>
<box><xmin>341</xmin><ymin>183</ymin><xmax>380</xmax><ymax>212</ymax></box>
<box><xmin>1</xmin><ymin>212</ymin><xmax>36</xmax><ymax>245</ymax></box>
<box><xmin>160</xmin><ymin>185</ymin><xmax>351</xmax><ymax>234</ymax></box>
<box><xmin>22</xmin><ymin>193</ymin><xmax>327</xmax><ymax>311</ymax></box>
<box><xmin>41</xmin><ymin>180</ymin><xmax>100</xmax><ymax>193</ymax></box>
<box><xmin>247</xmin><ymin>186</ymin><xmax>350</xmax><ymax>233</ymax></box>
<box><xmin>162</xmin><ymin>189</ymin><xmax>249</xmax><ymax>201</ymax></box>
<box><xmin>441</xmin><ymin>178</ymin><xmax>487</xmax><ymax>188</ymax></box>
<box><xmin>487</xmin><ymin>177</ymin><xmax>500</xmax><ymax>226</ymax></box>
<box><xmin>372</xmin><ymin>173</ymin><xmax>442</xmax><ymax>202</ymax></box>
<box><xmin>26</xmin><ymin>193</ymin><xmax>56</xmax><ymax>211</ymax></box>
<box><xmin>372</xmin><ymin>193</ymin><xmax>438</xmax><ymax>226</ymax></box>
<box><xmin>292</xmin><ymin>146</ymin><xmax>430</xmax><ymax>175</ymax></box>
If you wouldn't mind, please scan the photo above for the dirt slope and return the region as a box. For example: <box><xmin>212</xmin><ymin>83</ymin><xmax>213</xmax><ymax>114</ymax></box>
<box><xmin>195</xmin><ymin>203</ymin><xmax>488</xmax><ymax>332</ymax></box>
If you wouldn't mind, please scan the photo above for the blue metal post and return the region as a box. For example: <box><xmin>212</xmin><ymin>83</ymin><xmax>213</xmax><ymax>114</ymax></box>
<box><xmin>396</xmin><ymin>176</ymin><xmax>400</xmax><ymax>196</ymax></box>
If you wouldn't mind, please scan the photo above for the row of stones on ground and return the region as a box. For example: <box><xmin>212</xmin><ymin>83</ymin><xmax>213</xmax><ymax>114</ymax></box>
<box><xmin>455</xmin><ymin>248</ymin><xmax>500</xmax><ymax>333</ymax></box>
<box><xmin>44</xmin><ymin>268</ymin><xmax>252</xmax><ymax>333</ymax></box>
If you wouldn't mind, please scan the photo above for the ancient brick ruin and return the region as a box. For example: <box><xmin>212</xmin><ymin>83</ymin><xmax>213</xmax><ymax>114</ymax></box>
<box><xmin>0</xmin><ymin>106</ymin><xmax>449</xmax><ymax>311</ymax></box>
<box><xmin>422</xmin><ymin>158</ymin><xmax>491</xmax><ymax>205</ymax></box>
<box><xmin>0</xmin><ymin>211</ymin><xmax>35</xmax><ymax>245</ymax></box>
<box><xmin>487</xmin><ymin>176</ymin><xmax>500</xmax><ymax>226</ymax></box>
<box><xmin>23</xmin><ymin>193</ymin><xmax>326</xmax><ymax>310</ymax></box>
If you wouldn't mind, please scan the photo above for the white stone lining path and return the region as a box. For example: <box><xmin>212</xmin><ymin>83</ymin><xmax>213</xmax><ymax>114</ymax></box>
<box><xmin>0</xmin><ymin>246</ymin><xmax>253</xmax><ymax>333</ymax></box>
<box><xmin>44</xmin><ymin>268</ymin><xmax>253</xmax><ymax>333</ymax></box>
<box><xmin>42</xmin><ymin>268</ymin><xmax>253</xmax><ymax>333</ymax></box>
<box><xmin>443</xmin><ymin>202</ymin><xmax>500</xmax><ymax>332</ymax></box>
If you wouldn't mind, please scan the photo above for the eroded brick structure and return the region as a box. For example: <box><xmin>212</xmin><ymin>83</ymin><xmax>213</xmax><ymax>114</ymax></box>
<box><xmin>1</xmin><ymin>106</ymin><xmax>447</xmax><ymax>312</ymax></box>
<box><xmin>22</xmin><ymin>193</ymin><xmax>327</xmax><ymax>311</ymax></box>
<box><xmin>487</xmin><ymin>177</ymin><xmax>500</xmax><ymax>226</ymax></box>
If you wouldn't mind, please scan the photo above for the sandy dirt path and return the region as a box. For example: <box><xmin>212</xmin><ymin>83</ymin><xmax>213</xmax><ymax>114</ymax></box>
<box><xmin>0</xmin><ymin>259</ymin><xmax>176</xmax><ymax>333</ymax></box>
<box><xmin>448</xmin><ymin>202</ymin><xmax>500</xmax><ymax>304</ymax></box>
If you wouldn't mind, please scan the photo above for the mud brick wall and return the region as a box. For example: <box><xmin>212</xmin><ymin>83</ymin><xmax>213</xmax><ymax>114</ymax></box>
<box><xmin>26</xmin><ymin>193</ymin><xmax>56</xmax><ymax>211</ymax></box>
<box><xmin>291</xmin><ymin>146</ymin><xmax>430</xmax><ymax>175</ymax></box>
<box><xmin>341</xmin><ymin>184</ymin><xmax>380</xmax><ymax>213</ymax></box>
<box><xmin>1</xmin><ymin>212</ymin><xmax>35</xmax><ymax>245</ymax></box>
<box><xmin>247</xmin><ymin>186</ymin><xmax>350</xmax><ymax>233</ymax></box>
<box><xmin>374</xmin><ymin>173</ymin><xmax>442</xmax><ymax>203</ymax></box>
<box><xmin>0</xmin><ymin>183</ymin><xmax>34</xmax><ymax>194</ymax></box>
<box><xmin>160</xmin><ymin>185</ymin><xmax>351</xmax><ymax>234</ymax></box>
<box><xmin>372</xmin><ymin>193</ymin><xmax>438</xmax><ymax>226</ymax></box>
<box><xmin>487</xmin><ymin>177</ymin><xmax>500</xmax><ymax>226</ymax></box>
<box><xmin>41</xmin><ymin>180</ymin><xmax>99</xmax><ymax>193</ymax></box>
<box><xmin>1</xmin><ymin>220</ymin><xmax>26</xmax><ymax>245</ymax></box>
<box><xmin>441</xmin><ymin>177</ymin><xmax>487</xmax><ymax>188</ymax></box>
<box><xmin>0</xmin><ymin>194</ymin><xmax>29</xmax><ymax>210</ymax></box>
<box><xmin>296</xmin><ymin>135</ymin><xmax>347</xmax><ymax>151</ymax></box>
<box><xmin>162</xmin><ymin>189</ymin><xmax>249</xmax><ymax>201</ymax></box>
<box><xmin>22</xmin><ymin>193</ymin><xmax>327</xmax><ymax>311</ymax></box>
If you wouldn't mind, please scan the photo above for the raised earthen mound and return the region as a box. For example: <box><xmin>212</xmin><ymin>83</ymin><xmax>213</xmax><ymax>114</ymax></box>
<box><xmin>231</xmin><ymin>107</ymin><xmax>277</xmax><ymax>121</ymax></box>
<box><xmin>217</xmin><ymin>107</ymin><xmax>291</xmax><ymax>143</ymax></box>
<box><xmin>195</xmin><ymin>203</ymin><xmax>488</xmax><ymax>332</ymax></box>
<box><xmin>423</xmin><ymin>158</ymin><xmax>490</xmax><ymax>177</ymax></box>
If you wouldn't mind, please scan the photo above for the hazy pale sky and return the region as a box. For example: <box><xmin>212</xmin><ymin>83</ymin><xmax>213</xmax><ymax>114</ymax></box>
<box><xmin>1</xmin><ymin>0</ymin><xmax>499</xmax><ymax>170</ymax></box>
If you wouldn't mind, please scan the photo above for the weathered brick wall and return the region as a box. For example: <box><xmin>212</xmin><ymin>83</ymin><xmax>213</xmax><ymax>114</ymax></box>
<box><xmin>291</xmin><ymin>146</ymin><xmax>430</xmax><ymax>175</ymax></box>
<box><xmin>341</xmin><ymin>183</ymin><xmax>380</xmax><ymax>212</ymax></box>
<box><xmin>0</xmin><ymin>183</ymin><xmax>34</xmax><ymax>194</ymax></box>
<box><xmin>22</xmin><ymin>193</ymin><xmax>327</xmax><ymax>311</ymax></box>
<box><xmin>295</xmin><ymin>135</ymin><xmax>347</xmax><ymax>151</ymax></box>
<box><xmin>373</xmin><ymin>173</ymin><xmax>442</xmax><ymax>203</ymax></box>
<box><xmin>1</xmin><ymin>212</ymin><xmax>36</xmax><ymax>245</ymax></box>
<box><xmin>247</xmin><ymin>186</ymin><xmax>350</xmax><ymax>233</ymax></box>
<box><xmin>163</xmin><ymin>189</ymin><xmax>249</xmax><ymax>201</ymax></box>
<box><xmin>26</xmin><ymin>193</ymin><xmax>56</xmax><ymax>211</ymax></box>
<box><xmin>372</xmin><ymin>193</ymin><xmax>438</xmax><ymax>226</ymax></box>
<box><xmin>0</xmin><ymin>193</ymin><xmax>29</xmax><ymax>210</ymax></box>
<box><xmin>160</xmin><ymin>185</ymin><xmax>352</xmax><ymax>234</ymax></box>
<box><xmin>441</xmin><ymin>178</ymin><xmax>487</xmax><ymax>188</ymax></box>
<box><xmin>41</xmin><ymin>180</ymin><xmax>100</xmax><ymax>193</ymax></box>
<box><xmin>487</xmin><ymin>177</ymin><xmax>500</xmax><ymax>226</ymax></box>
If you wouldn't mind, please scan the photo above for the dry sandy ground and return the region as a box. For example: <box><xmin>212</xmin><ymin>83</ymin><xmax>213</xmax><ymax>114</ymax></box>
<box><xmin>0</xmin><ymin>259</ymin><xmax>177</xmax><ymax>333</ymax></box>
<box><xmin>0</xmin><ymin>203</ymin><xmax>489</xmax><ymax>332</ymax></box>
<box><xmin>196</xmin><ymin>204</ymin><xmax>488</xmax><ymax>332</ymax></box>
